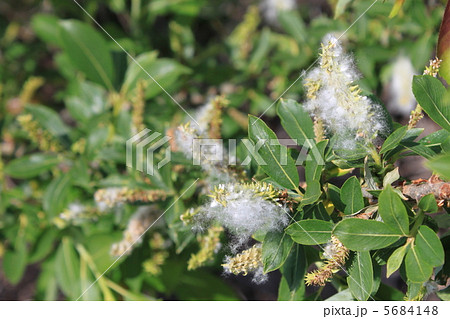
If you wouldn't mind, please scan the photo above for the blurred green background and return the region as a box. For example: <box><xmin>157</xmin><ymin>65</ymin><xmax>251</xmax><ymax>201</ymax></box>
<box><xmin>0</xmin><ymin>0</ymin><xmax>446</xmax><ymax>300</ymax></box>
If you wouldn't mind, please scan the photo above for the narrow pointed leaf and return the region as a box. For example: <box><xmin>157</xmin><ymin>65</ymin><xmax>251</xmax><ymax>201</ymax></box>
<box><xmin>285</xmin><ymin>220</ymin><xmax>333</xmax><ymax>245</ymax></box>
<box><xmin>43</xmin><ymin>173</ymin><xmax>72</xmax><ymax>219</ymax></box>
<box><xmin>55</xmin><ymin>238</ymin><xmax>81</xmax><ymax>300</ymax></box>
<box><xmin>386</xmin><ymin>244</ymin><xmax>409</xmax><ymax>278</ymax></box>
<box><xmin>415</xmin><ymin>225</ymin><xmax>444</xmax><ymax>267</ymax></box>
<box><xmin>59</xmin><ymin>20</ymin><xmax>114</xmax><ymax>89</ymax></box>
<box><xmin>378</xmin><ymin>185</ymin><xmax>409</xmax><ymax>236</ymax></box>
<box><xmin>277</xmin><ymin>99</ymin><xmax>315</xmax><ymax>148</ymax></box>
<box><xmin>347</xmin><ymin>251</ymin><xmax>374</xmax><ymax>301</ymax></box>
<box><xmin>282</xmin><ymin>244</ymin><xmax>306</xmax><ymax>292</ymax></box>
<box><xmin>418</xmin><ymin>193</ymin><xmax>439</xmax><ymax>213</ymax></box>
<box><xmin>405</xmin><ymin>244</ymin><xmax>433</xmax><ymax>283</ymax></box>
<box><xmin>4</xmin><ymin>154</ymin><xmax>61</xmax><ymax>179</ymax></box>
<box><xmin>412</xmin><ymin>75</ymin><xmax>450</xmax><ymax>132</ymax></box>
<box><xmin>333</xmin><ymin>219</ymin><xmax>402</xmax><ymax>251</ymax></box>
<box><xmin>328</xmin><ymin>184</ymin><xmax>346</xmax><ymax>212</ymax></box>
<box><xmin>381</xmin><ymin>126</ymin><xmax>408</xmax><ymax>154</ymax></box>
<box><xmin>262</xmin><ymin>231</ymin><xmax>294</xmax><ymax>273</ymax></box>
<box><xmin>389</xmin><ymin>0</ymin><xmax>406</xmax><ymax>18</ymax></box>
<box><xmin>340</xmin><ymin>176</ymin><xmax>364</xmax><ymax>215</ymax></box>
<box><xmin>427</xmin><ymin>153</ymin><xmax>450</xmax><ymax>180</ymax></box>
<box><xmin>248</xmin><ymin>115</ymin><xmax>299</xmax><ymax>189</ymax></box>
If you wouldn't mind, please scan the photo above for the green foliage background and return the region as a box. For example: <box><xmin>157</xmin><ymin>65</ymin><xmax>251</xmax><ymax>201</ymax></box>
<box><xmin>0</xmin><ymin>0</ymin><xmax>449</xmax><ymax>301</ymax></box>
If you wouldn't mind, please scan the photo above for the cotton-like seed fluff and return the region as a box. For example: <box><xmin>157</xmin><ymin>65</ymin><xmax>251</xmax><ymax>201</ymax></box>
<box><xmin>303</xmin><ymin>34</ymin><xmax>387</xmax><ymax>149</ymax></box>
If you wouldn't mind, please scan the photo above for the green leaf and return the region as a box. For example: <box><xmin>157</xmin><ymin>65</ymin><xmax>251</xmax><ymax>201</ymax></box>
<box><xmin>443</xmin><ymin>136</ymin><xmax>450</xmax><ymax>152</ymax></box>
<box><xmin>80</xmin><ymin>258</ymin><xmax>101</xmax><ymax>301</ymax></box>
<box><xmin>55</xmin><ymin>237</ymin><xmax>81</xmax><ymax>300</ymax></box>
<box><xmin>70</xmin><ymin>159</ymin><xmax>91</xmax><ymax>190</ymax></box>
<box><xmin>415</xmin><ymin>225</ymin><xmax>445</xmax><ymax>267</ymax></box>
<box><xmin>25</xmin><ymin>104</ymin><xmax>70</xmax><ymax>136</ymax></box>
<box><xmin>405</xmin><ymin>244</ymin><xmax>433</xmax><ymax>283</ymax></box>
<box><xmin>380</xmin><ymin>126</ymin><xmax>408</xmax><ymax>154</ymax></box>
<box><xmin>248</xmin><ymin>28</ymin><xmax>271</xmax><ymax>73</ymax></box>
<box><xmin>84</xmin><ymin>232</ymin><xmax>123</xmax><ymax>273</ymax></box>
<box><xmin>303</xmin><ymin>202</ymin><xmax>331</xmax><ymax>221</ymax></box>
<box><xmin>427</xmin><ymin>153</ymin><xmax>450</xmax><ymax>180</ymax></box>
<box><xmin>262</xmin><ymin>231</ymin><xmax>294</xmax><ymax>273</ymax></box>
<box><xmin>65</xmin><ymin>80</ymin><xmax>108</xmax><ymax>123</ymax></box>
<box><xmin>53</xmin><ymin>52</ymin><xmax>78</xmax><ymax>81</ymax></box>
<box><xmin>29</xmin><ymin>228</ymin><xmax>59</xmax><ymax>263</ymax></box>
<box><xmin>374</xmin><ymin>283</ymin><xmax>405</xmax><ymax>301</ymax></box>
<box><xmin>386</xmin><ymin>244</ymin><xmax>409</xmax><ymax>278</ymax></box>
<box><xmin>326</xmin><ymin>288</ymin><xmax>354</xmax><ymax>301</ymax></box>
<box><xmin>328</xmin><ymin>184</ymin><xmax>346</xmax><ymax>212</ymax></box>
<box><xmin>399</xmin><ymin>141</ymin><xmax>437</xmax><ymax>159</ymax></box>
<box><xmin>389</xmin><ymin>0</ymin><xmax>406</xmax><ymax>18</ymax></box>
<box><xmin>422</xmin><ymin>129</ymin><xmax>450</xmax><ymax>146</ymax></box>
<box><xmin>277</xmin><ymin>11</ymin><xmax>306</xmax><ymax>43</ymax></box>
<box><xmin>436</xmin><ymin>234</ymin><xmax>450</xmax><ymax>285</ymax></box>
<box><xmin>282</xmin><ymin>244</ymin><xmax>306</xmax><ymax>292</ymax></box>
<box><xmin>248</xmin><ymin>115</ymin><xmax>299</xmax><ymax>190</ymax></box>
<box><xmin>59</xmin><ymin>20</ymin><xmax>114</xmax><ymax>89</ymax></box>
<box><xmin>437</xmin><ymin>286</ymin><xmax>450</xmax><ymax>301</ymax></box>
<box><xmin>384</xmin><ymin>128</ymin><xmax>424</xmax><ymax>161</ymax></box>
<box><xmin>2</xmin><ymin>243</ymin><xmax>27</xmax><ymax>284</ymax></box>
<box><xmin>406</xmin><ymin>280</ymin><xmax>424</xmax><ymax>300</ymax></box>
<box><xmin>31</xmin><ymin>14</ymin><xmax>63</xmax><ymax>46</ymax></box>
<box><xmin>285</xmin><ymin>219</ymin><xmax>333</xmax><ymax>245</ymax></box>
<box><xmin>371</xmin><ymin>259</ymin><xmax>381</xmax><ymax>295</ymax></box>
<box><xmin>347</xmin><ymin>251</ymin><xmax>374</xmax><ymax>301</ymax></box>
<box><xmin>333</xmin><ymin>219</ymin><xmax>403</xmax><ymax>251</ymax></box>
<box><xmin>418</xmin><ymin>193</ymin><xmax>439</xmax><ymax>213</ymax></box>
<box><xmin>122</xmin><ymin>52</ymin><xmax>191</xmax><ymax>99</ymax></box>
<box><xmin>305</xmin><ymin>140</ymin><xmax>327</xmax><ymax>183</ymax></box>
<box><xmin>378</xmin><ymin>185</ymin><xmax>409</xmax><ymax>236</ymax></box>
<box><xmin>302</xmin><ymin>180</ymin><xmax>322</xmax><ymax>206</ymax></box>
<box><xmin>412</xmin><ymin>75</ymin><xmax>450</xmax><ymax>132</ymax></box>
<box><xmin>333</xmin><ymin>143</ymin><xmax>368</xmax><ymax>162</ymax></box>
<box><xmin>4</xmin><ymin>154</ymin><xmax>60</xmax><ymax>179</ymax></box>
<box><xmin>334</xmin><ymin>0</ymin><xmax>352</xmax><ymax>18</ymax></box>
<box><xmin>85</xmin><ymin>126</ymin><xmax>109</xmax><ymax>159</ymax></box>
<box><xmin>277</xmin><ymin>276</ymin><xmax>306</xmax><ymax>301</ymax></box>
<box><xmin>383</xmin><ymin>167</ymin><xmax>400</xmax><ymax>187</ymax></box>
<box><xmin>37</xmin><ymin>258</ymin><xmax>58</xmax><ymax>300</ymax></box>
<box><xmin>340</xmin><ymin>176</ymin><xmax>364</xmax><ymax>215</ymax></box>
<box><xmin>43</xmin><ymin>173</ymin><xmax>72</xmax><ymax>219</ymax></box>
<box><xmin>277</xmin><ymin>99</ymin><xmax>315</xmax><ymax>148</ymax></box>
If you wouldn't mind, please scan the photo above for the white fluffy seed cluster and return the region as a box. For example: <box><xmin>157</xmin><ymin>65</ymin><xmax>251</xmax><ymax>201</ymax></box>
<box><xmin>110</xmin><ymin>206</ymin><xmax>157</xmax><ymax>257</ymax></box>
<box><xmin>173</xmin><ymin>102</ymin><xmax>235</xmax><ymax>185</ymax></box>
<box><xmin>60</xmin><ymin>202</ymin><xmax>86</xmax><ymax>221</ymax></box>
<box><xmin>199</xmin><ymin>183</ymin><xmax>288</xmax><ymax>250</ymax></box>
<box><xmin>259</xmin><ymin>0</ymin><xmax>297</xmax><ymax>25</ymax></box>
<box><xmin>304</xmin><ymin>34</ymin><xmax>386</xmax><ymax>149</ymax></box>
<box><xmin>192</xmin><ymin>101</ymin><xmax>215</xmax><ymax>134</ymax></box>
<box><xmin>174</xmin><ymin>124</ymin><xmax>224</xmax><ymax>166</ymax></box>
<box><xmin>174</xmin><ymin>102</ymin><xmax>214</xmax><ymax>161</ymax></box>
<box><xmin>94</xmin><ymin>187</ymin><xmax>122</xmax><ymax>211</ymax></box>
<box><xmin>388</xmin><ymin>55</ymin><xmax>417</xmax><ymax>117</ymax></box>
